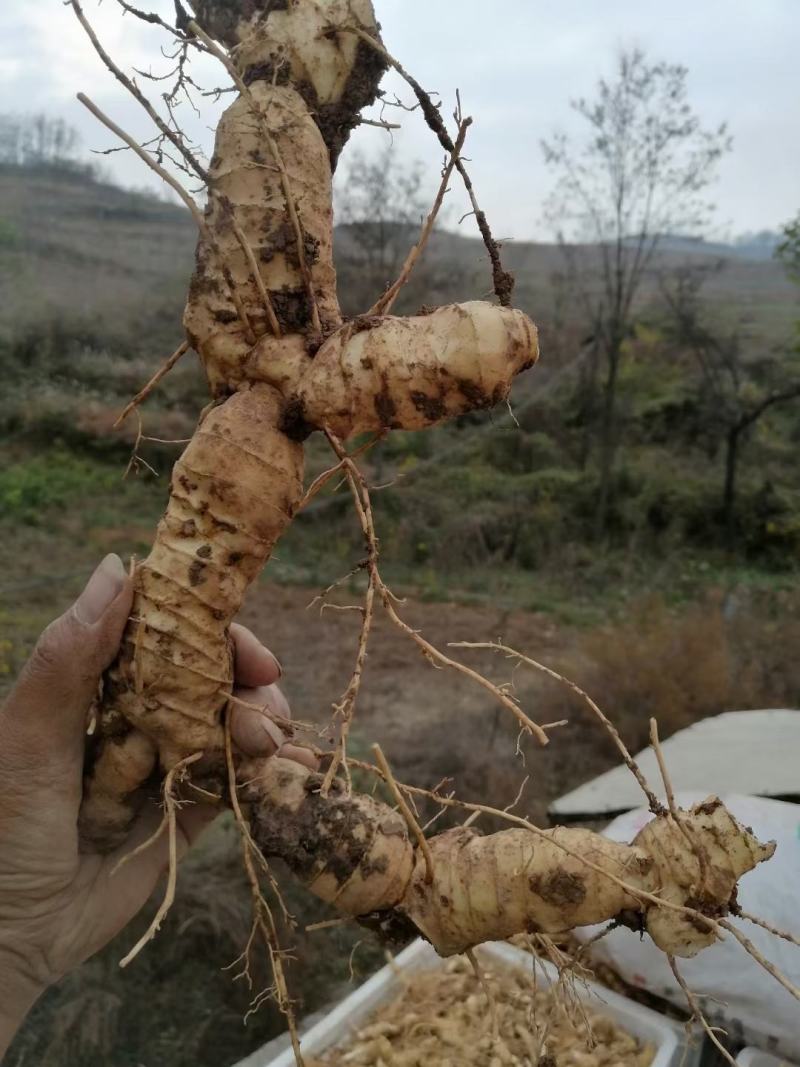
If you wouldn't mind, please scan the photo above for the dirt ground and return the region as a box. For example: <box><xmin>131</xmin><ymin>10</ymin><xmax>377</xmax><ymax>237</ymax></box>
<box><xmin>1</xmin><ymin>539</ymin><xmax>616</xmax><ymax>830</ymax></box>
<box><xmin>237</xmin><ymin>577</ymin><xmax>613</xmax><ymax>826</ymax></box>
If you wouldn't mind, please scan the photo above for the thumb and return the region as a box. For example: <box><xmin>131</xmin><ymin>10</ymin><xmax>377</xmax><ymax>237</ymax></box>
<box><xmin>3</xmin><ymin>555</ymin><xmax>133</xmax><ymax>754</ymax></box>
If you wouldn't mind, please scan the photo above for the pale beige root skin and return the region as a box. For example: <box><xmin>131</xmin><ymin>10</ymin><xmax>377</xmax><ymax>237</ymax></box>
<box><xmin>247</xmin><ymin>757</ymin><xmax>415</xmax><ymax>916</ymax></box>
<box><xmin>400</xmin><ymin>826</ymin><xmax>647</xmax><ymax>957</ymax></box>
<box><xmin>81</xmin><ymin>385</ymin><xmax>303</xmax><ymax>847</ymax></box>
<box><xmin>287</xmin><ymin>303</ymin><xmax>539</xmax><ymax>439</ymax></box>
<box><xmin>194</xmin><ymin>0</ymin><xmax>380</xmax><ymax>88</ymax></box>
<box><xmin>183</xmin><ymin>79</ymin><xmax>339</xmax><ymax>395</ymax></box>
<box><xmin>228</xmin><ymin>0</ymin><xmax>380</xmax><ymax>100</ymax></box>
<box><xmin>249</xmin><ymin>761</ymin><xmax>774</xmax><ymax>960</ymax></box>
<box><xmin>184</xmin><ymin>0</ymin><xmax>386</xmax><ymax>396</ymax></box>
<box><xmin>633</xmin><ymin>798</ymin><xmax>775</xmax><ymax>956</ymax></box>
<box><xmin>79</xmin><ymin>730</ymin><xmax>158</xmax><ymax>846</ymax></box>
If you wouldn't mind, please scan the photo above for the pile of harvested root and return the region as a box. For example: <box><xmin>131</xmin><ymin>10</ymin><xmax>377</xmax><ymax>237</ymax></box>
<box><xmin>311</xmin><ymin>956</ymin><xmax>654</xmax><ymax>1067</ymax></box>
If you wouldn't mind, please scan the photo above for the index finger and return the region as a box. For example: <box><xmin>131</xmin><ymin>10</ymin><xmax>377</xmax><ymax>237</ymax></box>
<box><xmin>231</xmin><ymin>623</ymin><xmax>282</xmax><ymax>688</ymax></box>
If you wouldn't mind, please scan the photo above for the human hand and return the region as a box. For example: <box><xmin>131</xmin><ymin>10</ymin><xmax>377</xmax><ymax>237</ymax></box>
<box><xmin>0</xmin><ymin>554</ymin><xmax>311</xmax><ymax>1055</ymax></box>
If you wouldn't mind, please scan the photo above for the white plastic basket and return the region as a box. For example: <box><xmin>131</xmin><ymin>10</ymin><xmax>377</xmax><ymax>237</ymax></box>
<box><xmin>737</xmin><ymin>1049</ymin><xmax>799</xmax><ymax>1067</ymax></box>
<box><xmin>261</xmin><ymin>938</ymin><xmax>700</xmax><ymax>1067</ymax></box>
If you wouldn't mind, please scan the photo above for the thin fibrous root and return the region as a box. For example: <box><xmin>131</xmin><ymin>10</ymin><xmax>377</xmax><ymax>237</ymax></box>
<box><xmin>734</xmin><ymin>908</ymin><xmax>800</xmax><ymax>948</ymax></box>
<box><xmin>230</xmin><ymin>214</ymin><xmax>282</xmax><ymax>337</ymax></box>
<box><xmin>76</xmin><ymin>93</ymin><xmax>254</xmax><ymax>341</ymax></box>
<box><xmin>668</xmin><ymin>955</ymin><xmax>736</xmax><ymax>1067</ymax></box>
<box><xmin>119</xmin><ymin>751</ymin><xmax>203</xmax><ymax>968</ymax></box>
<box><xmin>114</xmin><ymin>341</ymin><xmax>190</xmax><ymax>428</ymax></box>
<box><xmin>718</xmin><ymin>918</ymin><xmax>800</xmax><ymax>1002</ymax></box>
<box><xmin>451</xmin><ymin>641</ymin><xmax>662</xmax><ymax>811</ymax></box>
<box><xmin>534</xmin><ymin>933</ymin><xmax>594</xmax><ymax>1039</ymax></box>
<box><xmin>367</xmin><ymin>113</ymin><xmax>472</xmax><ymax>317</ymax></box>
<box><xmin>465</xmin><ymin>947</ymin><xmax>499</xmax><ymax>1038</ymax></box>
<box><xmin>326</xmin><ymin>440</ymin><xmax>553</xmax><ymax>747</ymax></box>
<box><xmin>372</xmin><ymin>742</ymin><xmax>435</xmax><ymax>884</ymax></box>
<box><xmin>297</xmin><ymin>434</ymin><xmax>383</xmax><ymax>514</ymax></box>
<box><xmin>343</xmin><ymin>27</ymin><xmax>514</xmax><ymax>306</ymax></box>
<box><xmin>224</xmin><ymin>709</ymin><xmax>304</xmax><ymax>1061</ymax></box>
<box><xmin>77</xmin><ymin>93</ymin><xmax>205</xmax><ymax>225</ymax></box>
<box><xmin>70</xmin><ymin>0</ymin><xmax>208</xmax><ymax>181</ymax></box>
<box><xmin>322</xmin><ymin>432</ymin><xmax>554</xmax><ymax>807</ymax></box>
<box><xmin>650</xmin><ymin>717</ymin><xmax>709</xmax><ymax>885</ymax></box>
<box><xmin>320</xmin><ymin>430</ymin><xmax>379</xmax><ymax>792</ymax></box>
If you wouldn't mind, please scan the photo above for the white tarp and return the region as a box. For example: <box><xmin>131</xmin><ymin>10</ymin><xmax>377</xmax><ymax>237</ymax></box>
<box><xmin>581</xmin><ymin>794</ymin><xmax>800</xmax><ymax>1060</ymax></box>
<box><xmin>549</xmin><ymin>710</ymin><xmax>800</xmax><ymax>818</ymax></box>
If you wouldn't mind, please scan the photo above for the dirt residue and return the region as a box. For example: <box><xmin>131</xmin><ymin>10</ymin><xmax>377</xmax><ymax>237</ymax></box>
<box><xmin>410</xmin><ymin>390</ymin><xmax>447</xmax><ymax>422</ymax></box>
<box><xmin>530</xmin><ymin>869</ymin><xmax>587</xmax><ymax>907</ymax></box>
<box><xmin>297</xmin><ymin>39</ymin><xmax>388</xmax><ymax>169</ymax></box>
<box><xmin>455</xmin><ymin>377</ymin><xmax>493</xmax><ymax>410</ymax></box>
<box><xmin>374</xmin><ymin>375</ymin><xmax>398</xmax><ymax>428</ymax></box>
<box><xmin>270</xmin><ymin>287</ymin><xmax>313</xmax><ymax>333</ymax></box>
<box><xmin>279</xmin><ymin>395</ymin><xmax>314</xmax><ymax>441</ymax></box>
<box><xmin>193</xmin><ymin>0</ymin><xmax>288</xmax><ymax>46</ymax></box>
<box><xmin>250</xmin><ymin>782</ymin><xmax>384</xmax><ymax>889</ymax></box>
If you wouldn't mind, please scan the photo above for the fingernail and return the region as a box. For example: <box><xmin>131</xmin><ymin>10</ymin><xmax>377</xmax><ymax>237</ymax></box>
<box><xmin>270</xmin><ymin>652</ymin><xmax>283</xmax><ymax>679</ymax></box>
<box><xmin>75</xmin><ymin>554</ymin><xmax>127</xmax><ymax>625</ymax></box>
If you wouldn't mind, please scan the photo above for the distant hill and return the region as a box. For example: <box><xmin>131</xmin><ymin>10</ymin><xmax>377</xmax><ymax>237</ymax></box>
<box><xmin>1</xmin><ymin>164</ymin><xmax>796</xmax><ymax>344</ymax></box>
<box><xmin>0</xmin><ymin>163</ymin><xmax>194</xmax><ymax>338</ymax></box>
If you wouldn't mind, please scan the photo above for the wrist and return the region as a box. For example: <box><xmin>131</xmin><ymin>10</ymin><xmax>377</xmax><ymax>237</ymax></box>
<box><xmin>0</xmin><ymin>948</ymin><xmax>45</xmax><ymax>1058</ymax></box>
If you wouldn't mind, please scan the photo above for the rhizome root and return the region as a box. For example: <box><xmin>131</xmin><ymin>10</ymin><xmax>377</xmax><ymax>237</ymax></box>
<box><xmin>69</xmin><ymin>3</ymin><xmax>798</xmax><ymax>1064</ymax></box>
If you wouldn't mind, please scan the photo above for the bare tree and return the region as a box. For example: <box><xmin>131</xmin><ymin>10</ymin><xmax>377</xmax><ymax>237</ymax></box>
<box><xmin>662</xmin><ymin>266</ymin><xmax>800</xmax><ymax>540</ymax></box>
<box><xmin>0</xmin><ymin>113</ymin><xmax>81</xmax><ymax>168</ymax></box>
<box><xmin>334</xmin><ymin>142</ymin><xmax>429</xmax><ymax>313</ymax></box>
<box><xmin>542</xmin><ymin>48</ymin><xmax>731</xmax><ymax>534</ymax></box>
<box><xmin>777</xmin><ymin>212</ymin><xmax>800</xmax><ymax>281</ymax></box>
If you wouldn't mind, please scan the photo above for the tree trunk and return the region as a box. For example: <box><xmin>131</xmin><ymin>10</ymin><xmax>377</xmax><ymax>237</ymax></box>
<box><xmin>722</xmin><ymin>424</ymin><xmax>739</xmax><ymax>544</ymax></box>
<box><xmin>594</xmin><ymin>339</ymin><xmax>621</xmax><ymax>537</ymax></box>
<box><xmin>577</xmin><ymin>337</ymin><xmax>600</xmax><ymax>471</ymax></box>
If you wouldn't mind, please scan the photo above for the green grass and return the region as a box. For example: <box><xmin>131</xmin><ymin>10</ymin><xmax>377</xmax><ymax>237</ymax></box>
<box><xmin>0</xmin><ymin>448</ymin><xmax>166</xmax><ymax>686</ymax></box>
<box><xmin>0</xmin><ymin>452</ymin><xmax>125</xmax><ymax>524</ymax></box>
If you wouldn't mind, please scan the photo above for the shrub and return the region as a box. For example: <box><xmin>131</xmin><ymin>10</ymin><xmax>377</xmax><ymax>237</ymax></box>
<box><xmin>559</xmin><ymin>591</ymin><xmax>800</xmax><ymax>754</ymax></box>
<box><xmin>0</xmin><ymin>452</ymin><xmax>121</xmax><ymax>525</ymax></box>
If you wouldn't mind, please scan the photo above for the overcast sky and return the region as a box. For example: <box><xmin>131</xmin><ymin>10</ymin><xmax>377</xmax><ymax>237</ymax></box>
<box><xmin>1</xmin><ymin>1</ymin><xmax>797</xmax><ymax>242</ymax></box>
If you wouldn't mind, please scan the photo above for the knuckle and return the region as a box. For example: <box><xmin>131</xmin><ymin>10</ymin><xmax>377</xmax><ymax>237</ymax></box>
<box><xmin>20</xmin><ymin>612</ymin><xmax>90</xmax><ymax>699</ymax></box>
<box><xmin>28</xmin><ymin>617</ymin><xmax>70</xmax><ymax>679</ymax></box>
<box><xmin>268</xmin><ymin>683</ymin><xmax>291</xmax><ymax>721</ymax></box>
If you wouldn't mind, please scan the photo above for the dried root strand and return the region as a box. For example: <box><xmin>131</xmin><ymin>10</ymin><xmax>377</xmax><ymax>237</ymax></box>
<box><xmin>77</xmin><ymin>92</ymin><xmax>206</xmax><ymax>227</ymax></box>
<box><xmin>224</xmin><ymin>711</ymin><xmax>305</xmax><ymax>1063</ymax></box>
<box><xmin>649</xmin><ymin>717</ymin><xmax>709</xmax><ymax>885</ymax></box>
<box><xmin>717</xmin><ymin>918</ymin><xmax>800</xmax><ymax>1002</ymax></box>
<box><xmin>734</xmin><ymin>908</ymin><xmax>800</xmax><ymax>948</ymax></box>
<box><xmin>367</xmin><ymin>113</ymin><xmax>472</xmax><ymax>317</ymax></box>
<box><xmin>372</xmin><ymin>742</ymin><xmax>434</xmax><ymax>885</ymax></box>
<box><xmin>118</xmin><ymin>751</ymin><xmax>203</xmax><ymax>968</ymax></box>
<box><xmin>318</xmin><ymin>429</ymin><xmax>379</xmax><ymax>792</ymax></box>
<box><xmin>320</xmin><ymin>434</ymin><xmax>552</xmax><ymax>806</ymax></box>
<box><xmin>387</xmin><ymin>625</ymin><xmax>552</xmax><ymax>746</ymax></box>
<box><xmin>230</xmin><ymin>215</ymin><xmax>282</xmax><ymax>337</ymax></box>
<box><xmin>76</xmin><ymin>93</ymin><xmax>255</xmax><ymax>342</ymax></box>
<box><xmin>114</xmin><ymin>341</ymin><xmax>190</xmax><ymax>428</ymax></box>
<box><xmin>344</xmin><ymin>26</ymin><xmax>515</xmax><ymax>306</ymax></box>
<box><xmin>70</xmin><ymin>0</ymin><xmax>208</xmax><ymax>181</ymax></box>
<box><xmin>451</xmin><ymin>641</ymin><xmax>663</xmax><ymax>811</ymax></box>
<box><xmin>668</xmin><ymin>955</ymin><xmax>736</xmax><ymax>1067</ymax></box>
